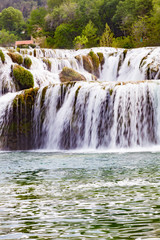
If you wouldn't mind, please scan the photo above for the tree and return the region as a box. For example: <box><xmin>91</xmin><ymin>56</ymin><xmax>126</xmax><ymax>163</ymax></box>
<box><xmin>27</xmin><ymin>7</ymin><xmax>47</xmax><ymax>37</ymax></box>
<box><xmin>100</xmin><ymin>23</ymin><xmax>114</xmax><ymax>47</ymax></box>
<box><xmin>82</xmin><ymin>20</ymin><xmax>98</xmax><ymax>47</ymax></box>
<box><xmin>0</xmin><ymin>29</ymin><xmax>17</xmax><ymax>47</ymax></box>
<box><xmin>131</xmin><ymin>17</ymin><xmax>151</xmax><ymax>47</ymax></box>
<box><xmin>0</xmin><ymin>7</ymin><xmax>24</xmax><ymax>33</ymax></box>
<box><xmin>53</xmin><ymin>23</ymin><xmax>76</xmax><ymax>48</ymax></box>
<box><xmin>73</xmin><ymin>35</ymin><xmax>88</xmax><ymax>49</ymax></box>
<box><xmin>47</xmin><ymin>0</ymin><xmax>64</xmax><ymax>11</ymax></box>
<box><xmin>45</xmin><ymin>2</ymin><xmax>77</xmax><ymax>32</ymax></box>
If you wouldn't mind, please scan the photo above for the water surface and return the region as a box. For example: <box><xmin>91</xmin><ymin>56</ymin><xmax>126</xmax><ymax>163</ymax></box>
<box><xmin>0</xmin><ymin>151</ymin><xmax>160</xmax><ymax>240</ymax></box>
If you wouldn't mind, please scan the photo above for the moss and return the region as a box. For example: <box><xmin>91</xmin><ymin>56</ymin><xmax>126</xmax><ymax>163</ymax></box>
<box><xmin>73</xmin><ymin>86</ymin><xmax>81</xmax><ymax>118</ymax></box>
<box><xmin>88</xmin><ymin>50</ymin><xmax>100</xmax><ymax>69</ymax></box>
<box><xmin>6</xmin><ymin>87</ymin><xmax>39</xmax><ymax>150</ymax></box>
<box><xmin>41</xmin><ymin>86</ymin><xmax>48</xmax><ymax>107</ymax></box>
<box><xmin>0</xmin><ymin>50</ymin><xmax>5</xmax><ymax>64</ymax></box>
<box><xmin>13</xmin><ymin>65</ymin><xmax>34</xmax><ymax>90</ymax></box>
<box><xmin>139</xmin><ymin>56</ymin><xmax>147</xmax><ymax>68</ymax></box>
<box><xmin>43</xmin><ymin>58</ymin><xmax>51</xmax><ymax>71</ymax></box>
<box><xmin>34</xmin><ymin>49</ymin><xmax>36</xmax><ymax>57</ymax></box>
<box><xmin>7</xmin><ymin>52</ymin><xmax>23</xmax><ymax>65</ymax></box>
<box><xmin>82</xmin><ymin>55</ymin><xmax>93</xmax><ymax>74</ymax></box>
<box><xmin>88</xmin><ymin>50</ymin><xmax>100</xmax><ymax>77</ymax></box>
<box><xmin>109</xmin><ymin>88</ymin><xmax>113</xmax><ymax>96</ymax></box>
<box><xmin>42</xmin><ymin>49</ymin><xmax>45</xmax><ymax>57</ymax></box>
<box><xmin>16</xmin><ymin>48</ymin><xmax>20</xmax><ymax>53</ymax></box>
<box><xmin>97</xmin><ymin>52</ymin><xmax>105</xmax><ymax>65</ymax></box>
<box><xmin>123</xmin><ymin>49</ymin><xmax>128</xmax><ymax>59</ymax></box>
<box><xmin>24</xmin><ymin>57</ymin><xmax>32</xmax><ymax>69</ymax></box>
<box><xmin>60</xmin><ymin>67</ymin><xmax>86</xmax><ymax>82</ymax></box>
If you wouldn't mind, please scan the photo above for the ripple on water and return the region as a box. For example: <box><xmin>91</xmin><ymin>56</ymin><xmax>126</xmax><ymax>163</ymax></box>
<box><xmin>0</xmin><ymin>152</ymin><xmax>160</xmax><ymax>239</ymax></box>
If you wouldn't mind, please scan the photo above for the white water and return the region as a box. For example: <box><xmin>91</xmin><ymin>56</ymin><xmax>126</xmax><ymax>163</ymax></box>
<box><xmin>1</xmin><ymin>47</ymin><xmax>160</xmax><ymax>149</ymax></box>
<box><xmin>32</xmin><ymin>81</ymin><xmax>160</xmax><ymax>149</ymax></box>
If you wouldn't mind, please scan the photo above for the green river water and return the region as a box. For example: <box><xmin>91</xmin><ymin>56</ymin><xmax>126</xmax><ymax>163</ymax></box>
<box><xmin>0</xmin><ymin>151</ymin><xmax>160</xmax><ymax>240</ymax></box>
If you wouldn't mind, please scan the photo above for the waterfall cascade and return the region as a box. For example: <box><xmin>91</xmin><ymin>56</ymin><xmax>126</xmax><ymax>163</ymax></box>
<box><xmin>1</xmin><ymin>46</ymin><xmax>160</xmax><ymax>150</ymax></box>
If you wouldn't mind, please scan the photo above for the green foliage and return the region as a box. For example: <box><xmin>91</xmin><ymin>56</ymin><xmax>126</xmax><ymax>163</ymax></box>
<box><xmin>13</xmin><ymin>65</ymin><xmax>34</xmax><ymax>90</ymax></box>
<box><xmin>0</xmin><ymin>50</ymin><xmax>5</xmax><ymax>63</ymax></box>
<box><xmin>0</xmin><ymin>7</ymin><xmax>24</xmax><ymax>34</ymax></box>
<box><xmin>82</xmin><ymin>20</ymin><xmax>98</xmax><ymax>48</ymax></box>
<box><xmin>112</xmin><ymin>36</ymin><xmax>134</xmax><ymax>49</ymax></box>
<box><xmin>8</xmin><ymin>52</ymin><xmax>23</xmax><ymax>65</ymax></box>
<box><xmin>0</xmin><ymin>0</ymin><xmax>159</xmax><ymax>49</ymax></box>
<box><xmin>24</xmin><ymin>57</ymin><xmax>32</xmax><ymax>69</ymax></box>
<box><xmin>54</xmin><ymin>23</ymin><xmax>76</xmax><ymax>49</ymax></box>
<box><xmin>100</xmin><ymin>23</ymin><xmax>114</xmax><ymax>47</ymax></box>
<box><xmin>47</xmin><ymin>0</ymin><xmax>64</xmax><ymax>11</ymax></box>
<box><xmin>73</xmin><ymin>20</ymin><xmax>98</xmax><ymax>49</ymax></box>
<box><xmin>27</xmin><ymin>7</ymin><xmax>47</xmax><ymax>37</ymax></box>
<box><xmin>0</xmin><ymin>30</ymin><xmax>17</xmax><ymax>47</ymax></box>
<box><xmin>74</xmin><ymin>35</ymin><xmax>88</xmax><ymax>50</ymax></box>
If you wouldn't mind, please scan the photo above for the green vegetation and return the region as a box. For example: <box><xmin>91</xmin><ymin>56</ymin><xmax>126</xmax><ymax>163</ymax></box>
<box><xmin>60</xmin><ymin>67</ymin><xmax>86</xmax><ymax>82</ymax></box>
<box><xmin>0</xmin><ymin>0</ymin><xmax>160</xmax><ymax>49</ymax></box>
<box><xmin>24</xmin><ymin>57</ymin><xmax>32</xmax><ymax>69</ymax></box>
<box><xmin>43</xmin><ymin>58</ymin><xmax>51</xmax><ymax>71</ymax></box>
<box><xmin>8</xmin><ymin>52</ymin><xmax>23</xmax><ymax>65</ymax></box>
<box><xmin>0</xmin><ymin>50</ymin><xmax>5</xmax><ymax>63</ymax></box>
<box><xmin>13</xmin><ymin>65</ymin><xmax>34</xmax><ymax>90</ymax></box>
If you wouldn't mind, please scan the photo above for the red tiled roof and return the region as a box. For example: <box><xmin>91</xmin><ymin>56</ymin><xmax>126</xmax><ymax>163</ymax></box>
<box><xmin>15</xmin><ymin>40</ymin><xmax>34</xmax><ymax>46</ymax></box>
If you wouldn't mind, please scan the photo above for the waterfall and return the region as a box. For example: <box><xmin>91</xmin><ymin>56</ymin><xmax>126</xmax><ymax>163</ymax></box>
<box><xmin>1</xmin><ymin>47</ymin><xmax>160</xmax><ymax>150</ymax></box>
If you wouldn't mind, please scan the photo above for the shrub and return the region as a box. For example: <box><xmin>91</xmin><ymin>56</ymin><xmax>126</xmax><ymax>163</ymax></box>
<box><xmin>24</xmin><ymin>57</ymin><xmax>32</xmax><ymax>69</ymax></box>
<box><xmin>13</xmin><ymin>65</ymin><xmax>34</xmax><ymax>90</ymax></box>
<box><xmin>7</xmin><ymin>52</ymin><xmax>23</xmax><ymax>64</ymax></box>
<box><xmin>0</xmin><ymin>50</ymin><xmax>5</xmax><ymax>63</ymax></box>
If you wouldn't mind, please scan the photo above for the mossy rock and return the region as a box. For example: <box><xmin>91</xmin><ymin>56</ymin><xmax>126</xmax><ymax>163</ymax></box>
<box><xmin>13</xmin><ymin>65</ymin><xmax>34</xmax><ymax>90</ymax></box>
<box><xmin>43</xmin><ymin>58</ymin><xmax>51</xmax><ymax>71</ymax></box>
<box><xmin>83</xmin><ymin>55</ymin><xmax>93</xmax><ymax>74</ymax></box>
<box><xmin>60</xmin><ymin>67</ymin><xmax>86</xmax><ymax>83</ymax></box>
<box><xmin>34</xmin><ymin>49</ymin><xmax>36</xmax><ymax>57</ymax></box>
<box><xmin>24</xmin><ymin>57</ymin><xmax>32</xmax><ymax>69</ymax></box>
<box><xmin>6</xmin><ymin>87</ymin><xmax>39</xmax><ymax>150</ymax></box>
<box><xmin>75</xmin><ymin>55</ymin><xmax>81</xmax><ymax>62</ymax></box>
<box><xmin>97</xmin><ymin>52</ymin><xmax>105</xmax><ymax>66</ymax></box>
<box><xmin>7</xmin><ymin>52</ymin><xmax>23</xmax><ymax>65</ymax></box>
<box><xmin>0</xmin><ymin>50</ymin><xmax>5</xmax><ymax>64</ymax></box>
<box><xmin>88</xmin><ymin>50</ymin><xmax>100</xmax><ymax>77</ymax></box>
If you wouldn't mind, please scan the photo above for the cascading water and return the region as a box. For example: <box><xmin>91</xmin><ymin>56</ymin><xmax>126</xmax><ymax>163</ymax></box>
<box><xmin>1</xmin><ymin>46</ymin><xmax>160</xmax><ymax>150</ymax></box>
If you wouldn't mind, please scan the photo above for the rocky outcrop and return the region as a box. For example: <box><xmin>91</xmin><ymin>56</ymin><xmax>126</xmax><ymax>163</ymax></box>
<box><xmin>12</xmin><ymin>64</ymin><xmax>34</xmax><ymax>90</ymax></box>
<box><xmin>3</xmin><ymin>88</ymin><xmax>39</xmax><ymax>150</ymax></box>
<box><xmin>60</xmin><ymin>67</ymin><xmax>86</xmax><ymax>82</ymax></box>
<box><xmin>75</xmin><ymin>51</ymin><xmax>105</xmax><ymax>78</ymax></box>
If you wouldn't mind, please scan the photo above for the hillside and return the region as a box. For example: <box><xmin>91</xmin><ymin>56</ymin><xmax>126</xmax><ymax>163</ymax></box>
<box><xmin>0</xmin><ymin>0</ymin><xmax>46</xmax><ymax>18</ymax></box>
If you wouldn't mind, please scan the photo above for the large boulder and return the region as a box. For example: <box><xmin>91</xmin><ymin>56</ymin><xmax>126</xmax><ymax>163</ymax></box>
<box><xmin>13</xmin><ymin>64</ymin><xmax>34</xmax><ymax>90</ymax></box>
<box><xmin>60</xmin><ymin>67</ymin><xmax>86</xmax><ymax>82</ymax></box>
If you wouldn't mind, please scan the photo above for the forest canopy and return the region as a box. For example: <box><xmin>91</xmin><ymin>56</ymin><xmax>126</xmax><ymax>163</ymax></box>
<box><xmin>0</xmin><ymin>0</ymin><xmax>160</xmax><ymax>48</ymax></box>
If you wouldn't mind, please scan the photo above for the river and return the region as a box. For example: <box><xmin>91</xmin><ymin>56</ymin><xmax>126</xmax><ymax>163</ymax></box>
<box><xmin>0</xmin><ymin>151</ymin><xmax>160</xmax><ymax>240</ymax></box>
